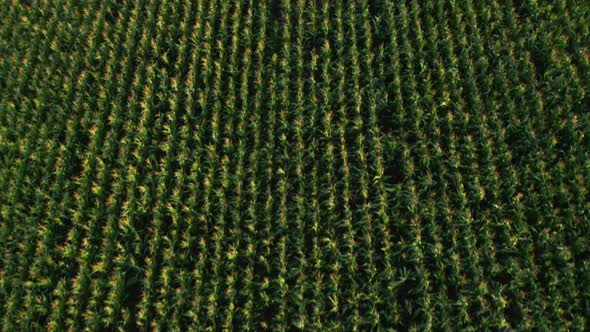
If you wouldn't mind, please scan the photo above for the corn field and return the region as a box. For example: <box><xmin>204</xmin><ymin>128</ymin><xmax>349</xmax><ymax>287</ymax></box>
<box><xmin>1</xmin><ymin>0</ymin><xmax>589</xmax><ymax>330</ymax></box>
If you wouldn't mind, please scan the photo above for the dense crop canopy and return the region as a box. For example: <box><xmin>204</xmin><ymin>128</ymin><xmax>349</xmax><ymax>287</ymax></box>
<box><xmin>1</xmin><ymin>0</ymin><xmax>589</xmax><ymax>330</ymax></box>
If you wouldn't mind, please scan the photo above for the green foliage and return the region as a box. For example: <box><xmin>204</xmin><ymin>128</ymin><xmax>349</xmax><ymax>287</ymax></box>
<box><xmin>1</xmin><ymin>0</ymin><xmax>589</xmax><ymax>330</ymax></box>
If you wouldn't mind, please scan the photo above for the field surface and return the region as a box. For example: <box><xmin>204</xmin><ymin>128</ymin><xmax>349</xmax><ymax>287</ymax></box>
<box><xmin>1</xmin><ymin>0</ymin><xmax>590</xmax><ymax>330</ymax></box>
